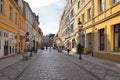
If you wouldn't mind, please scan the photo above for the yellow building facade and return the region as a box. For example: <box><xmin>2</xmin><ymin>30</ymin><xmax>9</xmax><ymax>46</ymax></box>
<box><xmin>75</xmin><ymin>0</ymin><xmax>120</xmax><ymax>62</ymax></box>
<box><xmin>0</xmin><ymin>0</ymin><xmax>26</xmax><ymax>58</ymax></box>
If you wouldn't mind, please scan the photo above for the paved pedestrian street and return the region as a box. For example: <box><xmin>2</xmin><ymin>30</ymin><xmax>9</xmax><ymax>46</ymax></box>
<box><xmin>0</xmin><ymin>50</ymin><xmax>120</xmax><ymax>80</ymax></box>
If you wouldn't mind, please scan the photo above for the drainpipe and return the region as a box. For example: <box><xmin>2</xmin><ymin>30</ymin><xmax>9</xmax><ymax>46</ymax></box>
<box><xmin>92</xmin><ymin>0</ymin><xmax>95</xmax><ymax>56</ymax></box>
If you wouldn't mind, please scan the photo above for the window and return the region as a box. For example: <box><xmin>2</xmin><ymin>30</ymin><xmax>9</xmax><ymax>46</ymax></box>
<box><xmin>72</xmin><ymin>39</ymin><xmax>76</xmax><ymax>48</ymax></box>
<box><xmin>0</xmin><ymin>0</ymin><xmax>3</xmax><ymax>13</ymax></box>
<box><xmin>71</xmin><ymin>0</ymin><xmax>72</xmax><ymax>4</ymax></box>
<box><xmin>71</xmin><ymin>0</ymin><xmax>74</xmax><ymax>4</ymax></box>
<box><xmin>88</xmin><ymin>8</ymin><xmax>92</xmax><ymax>20</ymax></box>
<box><xmin>9</xmin><ymin>6</ymin><xmax>13</xmax><ymax>20</ymax></box>
<box><xmin>71</xmin><ymin>24</ymin><xmax>74</xmax><ymax>32</ymax></box>
<box><xmin>14</xmin><ymin>0</ymin><xmax>18</xmax><ymax>4</ymax></box>
<box><xmin>0</xmin><ymin>39</ymin><xmax>1</xmax><ymax>49</ymax></box>
<box><xmin>0</xmin><ymin>31</ymin><xmax>2</xmax><ymax>37</ymax></box>
<box><xmin>114</xmin><ymin>0</ymin><xmax>120</xmax><ymax>3</ymax></box>
<box><xmin>78</xmin><ymin>1</ymin><xmax>80</xmax><ymax>9</ymax></box>
<box><xmin>82</xmin><ymin>14</ymin><xmax>85</xmax><ymax>23</ymax></box>
<box><xmin>15</xmin><ymin>13</ymin><xmax>18</xmax><ymax>24</ymax></box>
<box><xmin>114</xmin><ymin>24</ymin><xmax>120</xmax><ymax>51</ymax></box>
<box><xmin>71</xmin><ymin>9</ymin><xmax>74</xmax><ymax>18</ymax></box>
<box><xmin>100</xmin><ymin>0</ymin><xmax>104</xmax><ymax>12</ymax></box>
<box><xmin>67</xmin><ymin>27</ymin><xmax>70</xmax><ymax>34</ymax></box>
<box><xmin>4</xmin><ymin>32</ymin><xmax>8</xmax><ymax>37</ymax></box>
<box><xmin>99</xmin><ymin>29</ymin><xmax>105</xmax><ymax>50</ymax></box>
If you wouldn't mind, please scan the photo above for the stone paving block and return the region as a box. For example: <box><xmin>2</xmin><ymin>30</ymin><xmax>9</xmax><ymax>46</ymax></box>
<box><xmin>1</xmin><ymin>67</ymin><xmax>18</xmax><ymax>79</ymax></box>
<box><xmin>0</xmin><ymin>76</ymin><xmax>9</xmax><ymax>80</ymax></box>
<box><xmin>1</xmin><ymin>50</ymin><xmax>120</xmax><ymax>80</ymax></box>
<box><xmin>0</xmin><ymin>72</ymin><xmax>2</xmax><ymax>76</ymax></box>
<box><xmin>105</xmin><ymin>75</ymin><xmax>120</xmax><ymax>80</ymax></box>
<box><xmin>83</xmin><ymin>64</ymin><xmax>94</xmax><ymax>70</ymax></box>
<box><xmin>107</xmin><ymin>71</ymin><xmax>120</xmax><ymax>77</ymax></box>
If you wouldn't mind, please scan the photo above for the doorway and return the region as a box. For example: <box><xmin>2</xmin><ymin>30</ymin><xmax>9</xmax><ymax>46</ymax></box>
<box><xmin>4</xmin><ymin>40</ymin><xmax>8</xmax><ymax>56</ymax></box>
<box><xmin>87</xmin><ymin>33</ymin><xmax>92</xmax><ymax>53</ymax></box>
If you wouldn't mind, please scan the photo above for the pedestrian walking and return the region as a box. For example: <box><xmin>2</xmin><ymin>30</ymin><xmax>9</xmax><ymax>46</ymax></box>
<box><xmin>77</xmin><ymin>43</ymin><xmax>83</xmax><ymax>59</ymax></box>
<box><xmin>67</xmin><ymin>47</ymin><xmax>70</xmax><ymax>54</ymax></box>
<box><xmin>46</xmin><ymin>45</ymin><xmax>48</xmax><ymax>50</ymax></box>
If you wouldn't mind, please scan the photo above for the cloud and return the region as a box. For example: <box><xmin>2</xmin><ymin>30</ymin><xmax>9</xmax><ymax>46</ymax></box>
<box><xmin>24</xmin><ymin>0</ymin><xmax>60</xmax><ymax>8</ymax></box>
<box><xmin>24</xmin><ymin>0</ymin><xmax>66</xmax><ymax>35</ymax></box>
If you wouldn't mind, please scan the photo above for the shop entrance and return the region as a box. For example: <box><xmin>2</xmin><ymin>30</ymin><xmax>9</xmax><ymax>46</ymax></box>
<box><xmin>4</xmin><ymin>40</ymin><xmax>8</xmax><ymax>56</ymax></box>
<box><xmin>114</xmin><ymin>24</ymin><xmax>120</xmax><ymax>52</ymax></box>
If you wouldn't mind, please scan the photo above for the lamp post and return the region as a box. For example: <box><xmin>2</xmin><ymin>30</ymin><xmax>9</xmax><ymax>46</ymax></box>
<box><xmin>78</xmin><ymin>21</ymin><xmax>83</xmax><ymax>59</ymax></box>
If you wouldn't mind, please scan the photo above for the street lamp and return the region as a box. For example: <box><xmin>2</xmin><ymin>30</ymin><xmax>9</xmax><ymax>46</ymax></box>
<box><xmin>78</xmin><ymin>21</ymin><xmax>83</xmax><ymax>59</ymax></box>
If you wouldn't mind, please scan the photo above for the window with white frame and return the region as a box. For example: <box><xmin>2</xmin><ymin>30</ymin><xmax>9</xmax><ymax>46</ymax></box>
<box><xmin>100</xmin><ymin>0</ymin><xmax>104</xmax><ymax>12</ymax></box>
<box><xmin>88</xmin><ymin>8</ymin><xmax>92</xmax><ymax>20</ymax></box>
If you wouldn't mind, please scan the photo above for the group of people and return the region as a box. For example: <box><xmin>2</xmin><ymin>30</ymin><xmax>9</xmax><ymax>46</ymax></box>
<box><xmin>56</xmin><ymin>43</ymin><xmax>83</xmax><ymax>59</ymax></box>
<box><xmin>42</xmin><ymin>43</ymin><xmax>83</xmax><ymax>59</ymax></box>
<box><xmin>45</xmin><ymin>46</ymin><xmax>52</xmax><ymax>50</ymax></box>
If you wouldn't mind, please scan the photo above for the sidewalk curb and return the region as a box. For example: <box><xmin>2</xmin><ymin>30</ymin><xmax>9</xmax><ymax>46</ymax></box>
<box><xmin>62</xmin><ymin>50</ymin><xmax>120</xmax><ymax>74</ymax></box>
<box><xmin>0</xmin><ymin>53</ymin><xmax>19</xmax><ymax>60</ymax></box>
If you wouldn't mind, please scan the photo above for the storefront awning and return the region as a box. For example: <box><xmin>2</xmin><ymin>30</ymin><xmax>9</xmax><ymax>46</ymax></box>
<box><xmin>20</xmin><ymin>35</ymin><xmax>25</xmax><ymax>40</ymax></box>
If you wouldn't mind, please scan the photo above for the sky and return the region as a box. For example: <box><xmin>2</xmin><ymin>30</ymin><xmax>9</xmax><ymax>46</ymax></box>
<box><xmin>24</xmin><ymin>0</ymin><xmax>66</xmax><ymax>35</ymax></box>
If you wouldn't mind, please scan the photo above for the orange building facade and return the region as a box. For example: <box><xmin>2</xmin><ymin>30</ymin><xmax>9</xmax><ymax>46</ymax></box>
<box><xmin>0</xmin><ymin>0</ymin><xmax>26</xmax><ymax>58</ymax></box>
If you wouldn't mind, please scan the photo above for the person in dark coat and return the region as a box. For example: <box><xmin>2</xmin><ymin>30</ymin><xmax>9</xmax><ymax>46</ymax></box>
<box><xmin>67</xmin><ymin>47</ymin><xmax>70</xmax><ymax>54</ymax></box>
<box><xmin>77</xmin><ymin>43</ymin><xmax>83</xmax><ymax>59</ymax></box>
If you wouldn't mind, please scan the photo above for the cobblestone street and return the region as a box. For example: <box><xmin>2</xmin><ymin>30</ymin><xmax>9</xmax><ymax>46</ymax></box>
<box><xmin>0</xmin><ymin>49</ymin><xmax>120</xmax><ymax>80</ymax></box>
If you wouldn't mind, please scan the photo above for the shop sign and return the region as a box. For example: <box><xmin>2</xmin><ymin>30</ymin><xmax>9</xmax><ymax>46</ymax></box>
<box><xmin>9</xmin><ymin>33</ymin><xmax>15</xmax><ymax>39</ymax></box>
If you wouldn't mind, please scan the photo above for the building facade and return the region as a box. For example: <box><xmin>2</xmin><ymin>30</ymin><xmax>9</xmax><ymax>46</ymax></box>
<box><xmin>75</xmin><ymin>0</ymin><xmax>120</xmax><ymax>62</ymax></box>
<box><xmin>92</xmin><ymin>0</ymin><xmax>120</xmax><ymax>62</ymax></box>
<box><xmin>23</xmin><ymin>1</ymin><xmax>34</xmax><ymax>50</ymax></box>
<box><xmin>58</xmin><ymin>0</ymin><xmax>77</xmax><ymax>52</ymax></box>
<box><xmin>0</xmin><ymin>0</ymin><xmax>26</xmax><ymax>58</ymax></box>
<box><xmin>58</xmin><ymin>0</ymin><xmax>120</xmax><ymax>62</ymax></box>
<box><xmin>0</xmin><ymin>0</ymin><xmax>43</xmax><ymax>58</ymax></box>
<box><xmin>32</xmin><ymin>13</ymin><xmax>40</xmax><ymax>52</ymax></box>
<box><xmin>38</xmin><ymin>28</ymin><xmax>43</xmax><ymax>48</ymax></box>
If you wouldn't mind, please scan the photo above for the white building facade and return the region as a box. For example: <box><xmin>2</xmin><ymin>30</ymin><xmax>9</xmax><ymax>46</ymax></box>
<box><xmin>23</xmin><ymin>1</ymin><xmax>34</xmax><ymax>49</ymax></box>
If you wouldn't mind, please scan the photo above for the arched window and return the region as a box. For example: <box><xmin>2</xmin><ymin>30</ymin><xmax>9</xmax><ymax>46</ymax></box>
<box><xmin>72</xmin><ymin>39</ymin><xmax>76</xmax><ymax>48</ymax></box>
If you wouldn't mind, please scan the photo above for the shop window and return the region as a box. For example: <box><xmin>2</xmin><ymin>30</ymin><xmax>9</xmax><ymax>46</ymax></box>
<box><xmin>114</xmin><ymin>24</ymin><xmax>120</xmax><ymax>51</ymax></box>
<box><xmin>99</xmin><ymin>29</ymin><xmax>105</xmax><ymax>50</ymax></box>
